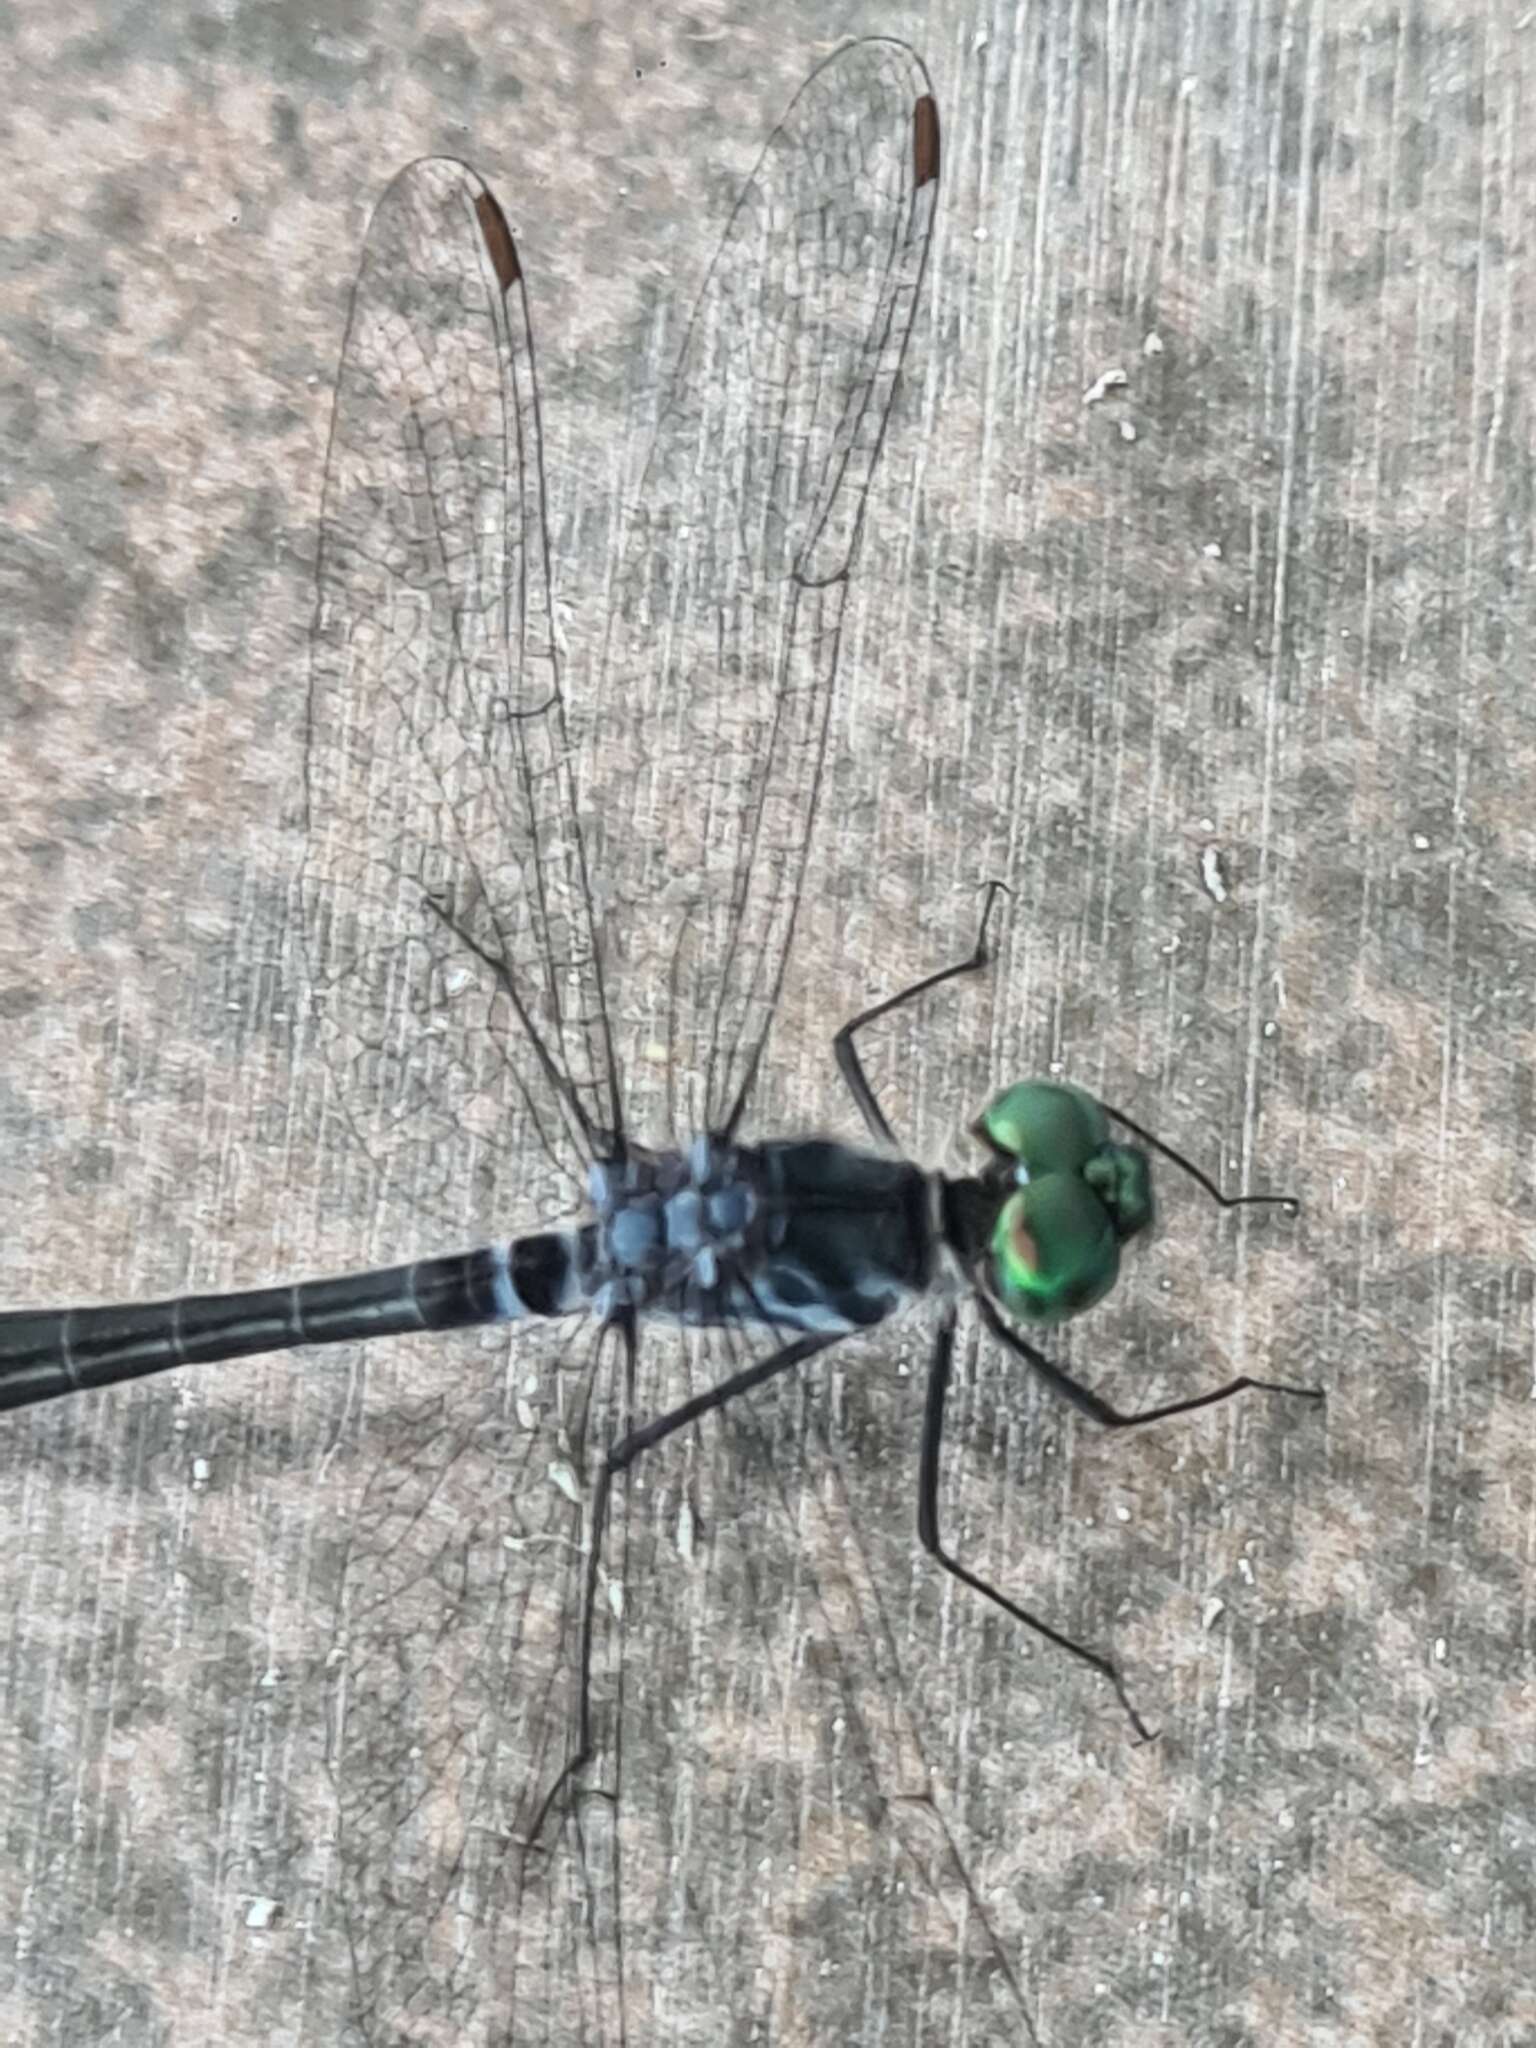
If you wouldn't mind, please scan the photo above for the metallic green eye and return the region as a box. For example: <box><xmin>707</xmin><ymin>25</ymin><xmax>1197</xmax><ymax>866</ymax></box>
<box><xmin>1082</xmin><ymin>1142</ymin><xmax>1154</xmax><ymax>1243</ymax></box>
<box><xmin>990</xmin><ymin>1176</ymin><xmax>1121</xmax><ymax>1325</ymax></box>
<box><xmin>979</xmin><ymin>1081</ymin><xmax>1109</xmax><ymax>1178</ymax></box>
<box><xmin>979</xmin><ymin>1079</ymin><xmax>1154</xmax><ymax>1250</ymax></box>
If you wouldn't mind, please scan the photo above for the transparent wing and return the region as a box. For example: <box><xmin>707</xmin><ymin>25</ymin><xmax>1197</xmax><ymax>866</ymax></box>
<box><xmin>582</xmin><ymin>35</ymin><xmax>940</xmax><ymax>1143</ymax></box>
<box><xmin>326</xmin><ymin>1320</ymin><xmax>628</xmax><ymax>2047</ymax></box>
<box><xmin>304</xmin><ymin>157</ymin><xmax>624</xmax><ymax>2042</ymax></box>
<box><xmin>302</xmin><ymin>157</ymin><xmax>618</xmax><ymax>1242</ymax></box>
<box><xmin>319</xmin><ymin>45</ymin><xmax>942</xmax><ymax>2042</ymax></box>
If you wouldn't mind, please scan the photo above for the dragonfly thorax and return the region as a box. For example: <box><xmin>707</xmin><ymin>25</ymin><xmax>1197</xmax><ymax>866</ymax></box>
<box><xmin>585</xmin><ymin>1138</ymin><xmax>765</xmax><ymax>1319</ymax></box>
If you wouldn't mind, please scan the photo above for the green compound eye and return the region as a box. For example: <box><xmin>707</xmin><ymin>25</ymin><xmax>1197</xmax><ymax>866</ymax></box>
<box><xmin>991</xmin><ymin>1176</ymin><xmax>1122</xmax><ymax>1325</ymax></box>
<box><xmin>978</xmin><ymin>1080</ymin><xmax>1155</xmax><ymax>1322</ymax></box>
<box><xmin>979</xmin><ymin>1080</ymin><xmax>1109</xmax><ymax>1177</ymax></box>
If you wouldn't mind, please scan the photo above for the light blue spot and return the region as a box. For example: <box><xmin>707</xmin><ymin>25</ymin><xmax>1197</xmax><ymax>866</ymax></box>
<box><xmin>665</xmin><ymin>1189</ymin><xmax>705</xmax><ymax>1251</ymax></box>
<box><xmin>706</xmin><ymin>1187</ymin><xmax>751</xmax><ymax>1236</ymax></box>
<box><xmin>610</xmin><ymin>1208</ymin><xmax>660</xmax><ymax>1267</ymax></box>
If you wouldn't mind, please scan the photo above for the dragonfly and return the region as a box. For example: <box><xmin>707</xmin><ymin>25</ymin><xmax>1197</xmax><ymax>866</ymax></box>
<box><xmin>2</xmin><ymin>36</ymin><xmax>1319</xmax><ymax>2031</ymax></box>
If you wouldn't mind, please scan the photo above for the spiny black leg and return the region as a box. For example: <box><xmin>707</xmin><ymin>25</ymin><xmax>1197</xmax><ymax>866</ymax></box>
<box><xmin>521</xmin><ymin>1325</ymin><xmax>846</xmax><ymax>1848</ymax></box>
<box><xmin>834</xmin><ymin>879</ymin><xmax>1011</xmax><ymax>1148</ymax></box>
<box><xmin>918</xmin><ymin>1306</ymin><xmax>1153</xmax><ymax>1742</ymax></box>
<box><xmin>1100</xmin><ymin>1101</ymin><xmax>1298</xmax><ymax>1219</ymax></box>
<box><xmin>973</xmin><ymin>1289</ymin><xmax>1325</xmax><ymax>1427</ymax></box>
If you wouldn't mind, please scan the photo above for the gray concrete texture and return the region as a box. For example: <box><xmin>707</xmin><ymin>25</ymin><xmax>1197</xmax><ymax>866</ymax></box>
<box><xmin>1</xmin><ymin>2</ymin><xmax>1531</xmax><ymax>2044</ymax></box>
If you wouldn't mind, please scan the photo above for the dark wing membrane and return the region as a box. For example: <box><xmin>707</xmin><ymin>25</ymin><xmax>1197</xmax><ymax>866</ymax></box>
<box><xmin>582</xmin><ymin>37</ymin><xmax>940</xmax><ymax>1143</ymax></box>
<box><xmin>303</xmin><ymin>158</ymin><xmax>617</xmax><ymax>1239</ymax></box>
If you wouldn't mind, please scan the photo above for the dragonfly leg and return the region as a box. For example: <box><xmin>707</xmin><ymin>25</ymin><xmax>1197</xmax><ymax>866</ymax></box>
<box><xmin>918</xmin><ymin>1306</ymin><xmax>1154</xmax><ymax>1741</ymax></box>
<box><xmin>973</xmin><ymin>1289</ymin><xmax>1326</xmax><ymax>1425</ymax></box>
<box><xmin>522</xmin><ymin>1322</ymin><xmax>846</xmax><ymax>1848</ymax></box>
<box><xmin>834</xmin><ymin>879</ymin><xmax>1011</xmax><ymax>1148</ymax></box>
<box><xmin>1099</xmin><ymin>1101</ymin><xmax>1299</xmax><ymax>1219</ymax></box>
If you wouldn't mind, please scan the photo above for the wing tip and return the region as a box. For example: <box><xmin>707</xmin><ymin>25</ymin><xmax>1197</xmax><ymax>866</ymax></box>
<box><xmin>474</xmin><ymin>188</ymin><xmax>521</xmax><ymax>291</ymax></box>
<box><xmin>913</xmin><ymin>94</ymin><xmax>940</xmax><ymax>188</ymax></box>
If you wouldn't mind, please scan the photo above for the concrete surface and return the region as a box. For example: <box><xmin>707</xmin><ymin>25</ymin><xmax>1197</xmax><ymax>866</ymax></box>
<box><xmin>1</xmin><ymin>3</ymin><xmax>1531</xmax><ymax>2044</ymax></box>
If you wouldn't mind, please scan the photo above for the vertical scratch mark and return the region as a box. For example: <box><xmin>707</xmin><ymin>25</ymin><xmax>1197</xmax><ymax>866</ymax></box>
<box><xmin>1239</xmin><ymin>0</ymin><xmax>1321</xmax><ymax>1402</ymax></box>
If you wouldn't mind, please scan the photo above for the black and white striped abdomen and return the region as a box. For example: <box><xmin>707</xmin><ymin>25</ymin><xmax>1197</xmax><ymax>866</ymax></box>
<box><xmin>0</xmin><ymin>1232</ymin><xmax>588</xmax><ymax>1412</ymax></box>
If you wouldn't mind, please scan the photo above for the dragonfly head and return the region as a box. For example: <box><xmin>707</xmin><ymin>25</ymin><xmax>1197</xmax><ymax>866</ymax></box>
<box><xmin>967</xmin><ymin>1080</ymin><xmax>1153</xmax><ymax>1325</ymax></box>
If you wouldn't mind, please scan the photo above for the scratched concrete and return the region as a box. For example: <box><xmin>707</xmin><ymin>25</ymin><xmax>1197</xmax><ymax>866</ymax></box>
<box><xmin>1</xmin><ymin>3</ymin><xmax>1532</xmax><ymax>2045</ymax></box>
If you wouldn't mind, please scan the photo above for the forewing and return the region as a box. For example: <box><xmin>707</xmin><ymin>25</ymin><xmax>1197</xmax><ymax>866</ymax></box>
<box><xmin>583</xmin><ymin>37</ymin><xmax>940</xmax><ymax>1142</ymax></box>
<box><xmin>303</xmin><ymin>158</ymin><xmax>617</xmax><ymax>1241</ymax></box>
<box><xmin>316</xmin><ymin>51</ymin><xmax>943</xmax><ymax>2037</ymax></box>
<box><xmin>305</xmin><ymin>160</ymin><xmax>625</xmax><ymax>2041</ymax></box>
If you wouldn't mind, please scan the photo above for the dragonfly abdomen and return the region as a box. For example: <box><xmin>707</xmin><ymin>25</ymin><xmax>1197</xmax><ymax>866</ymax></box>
<box><xmin>0</xmin><ymin>1233</ymin><xmax>586</xmax><ymax>1412</ymax></box>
